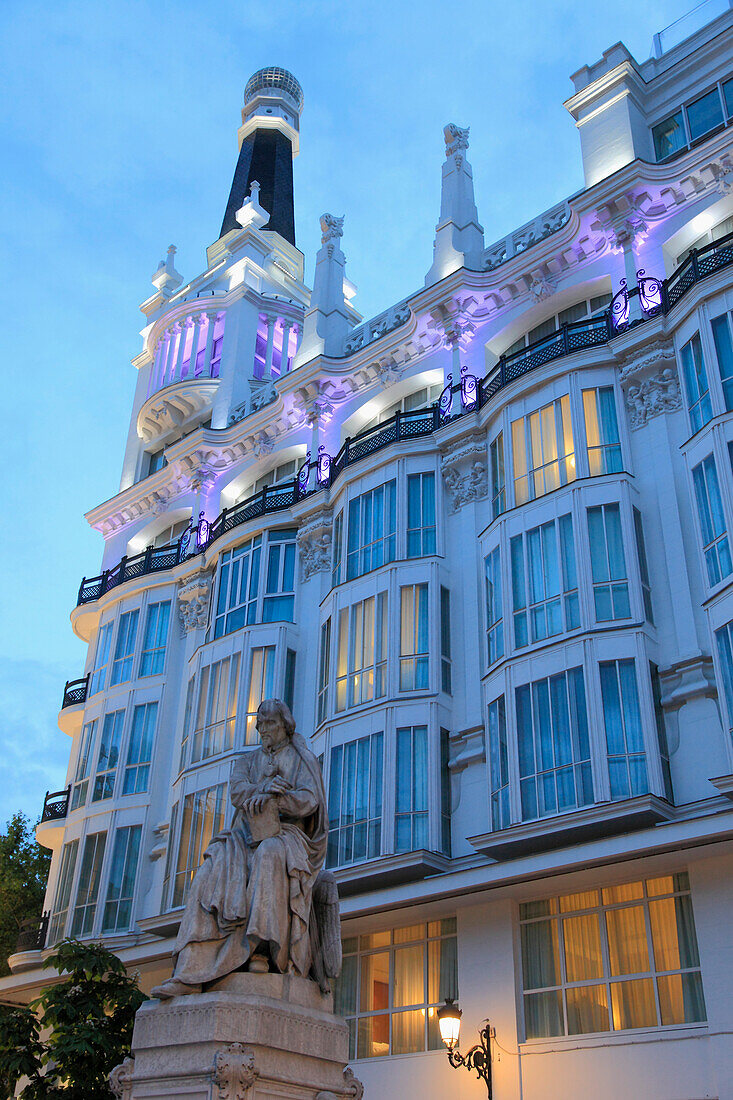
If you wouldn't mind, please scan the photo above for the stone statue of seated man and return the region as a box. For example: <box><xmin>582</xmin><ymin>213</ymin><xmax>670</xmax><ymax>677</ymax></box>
<box><xmin>152</xmin><ymin>698</ymin><xmax>340</xmax><ymax>999</ymax></box>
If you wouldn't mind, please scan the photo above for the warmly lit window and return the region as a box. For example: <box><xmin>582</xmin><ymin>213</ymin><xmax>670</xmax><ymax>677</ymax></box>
<box><xmin>516</xmin><ymin>667</ymin><xmax>592</xmax><ymax>821</ymax></box>
<box><xmin>599</xmin><ymin>659</ymin><xmax>648</xmax><ymax>800</ymax></box>
<box><xmin>490</xmin><ymin>433</ymin><xmax>506</xmax><ymax>517</ymax></box>
<box><xmin>102</xmin><ymin>825</ymin><xmax>142</xmax><ymax>933</ymax></box>
<box><xmin>48</xmin><ymin>840</ymin><xmax>79</xmax><ymax>945</ymax></box>
<box><xmin>327</xmin><ymin>732</ymin><xmax>383</xmax><ymax>867</ymax></box>
<box><xmin>652</xmin><ymin>110</ymin><xmax>686</xmax><ymax>160</ymax></box>
<box><xmin>346</xmin><ymin>482</ymin><xmax>396</xmax><ymax>580</ymax></box>
<box><xmin>511</xmin><ymin>514</ymin><xmax>579</xmax><ymax>646</ymax></box>
<box><xmin>519</xmin><ymin>873</ymin><xmax>705</xmax><ymax>1039</ymax></box>
<box><xmin>407</xmin><ymin>473</ymin><xmax>436</xmax><ymax>557</ymax></box>
<box><xmin>488</xmin><ymin>696</ymin><xmax>510</xmax><ymax>830</ymax></box>
<box><xmin>92</xmin><ymin>709</ymin><xmax>124</xmax><ymax>801</ymax></box>
<box><xmin>582</xmin><ymin>387</ymin><xmax>622</xmax><ymax>475</ymax></box>
<box><xmin>512</xmin><ymin>396</ymin><xmax>575</xmax><ymax>505</ymax></box>
<box><xmin>692</xmin><ymin>454</ymin><xmax>732</xmax><ymax>586</ymax></box>
<box><xmin>715</xmin><ymin>619</ymin><xmax>733</xmax><ymax>738</ymax></box>
<box><xmin>180</xmin><ymin>677</ymin><xmax>195</xmax><ymax>772</ymax></box>
<box><xmin>89</xmin><ymin>622</ymin><xmax>113</xmax><ymax>695</ymax></box>
<box><xmin>263</xmin><ymin>529</ymin><xmax>296</xmax><ymax>621</ymax></box>
<box><xmin>123</xmin><ymin>702</ymin><xmax>158</xmax><ymax>794</ymax></box>
<box><xmin>191</xmin><ymin>656</ymin><xmax>240</xmax><ymax>762</ymax></box>
<box><xmin>140</xmin><ymin>601</ymin><xmax>171</xmax><ymax>676</ymax></box>
<box><xmin>318</xmin><ymin>618</ymin><xmax>331</xmax><ymax>725</ymax></box>
<box><xmin>334</xmin><ymin>920</ymin><xmax>458</xmax><ymax>1060</ymax></box>
<box><xmin>172</xmin><ymin>783</ymin><xmax>227</xmax><ymax>907</ymax></box>
<box><xmin>440</xmin><ymin>586</ymin><xmax>452</xmax><ymax>695</ymax></box>
<box><xmin>71</xmin><ymin>720</ymin><xmax>97</xmax><ymax>810</ymax></box>
<box><xmin>711</xmin><ymin>312</ymin><xmax>733</xmax><ymax>409</ymax></box>
<box><xmin>71</xmin><ymin>831</ymin><xmax>107</xmax><ymax>937</ymax></box>
<box><xmin>633</xmin><ymin>508</ymin><xmax>654</xmax><ymax>623</ymax></box>
<box><xmin>244</xmin><ymin>647</ymin><xmax>275</xmax><ymax>744</ymax></box>
<box><xmin>587</xmin><ymin>504</ymin><xmax>630</xmax><ymax>621</ymax></box>
<box><xmin>485</xmin><ymin>547</ymin><xmax>504</xmax><ymax>665</ymax></box>
<box><xmin>395</xmin><ymin>725</ymin><xmax>428</xmax><ymax>851</ymax></box>
<box><xmin>680</xmin><ymin>333</ymin><xmax>712</xmax><ymax>433</ymax></box>
<box><xmin>399</xmin><ymin>584</ymin><xmax>428</xmax><ymax>691</ymax></box>
<box><xmin>336</xmin><ymin>594</ymin><xmax>388</xmax><ymax>711</ymax></box>
<box><xmin>111</xmin><ymin>610</ymin><xmax>139</xmax><ymax>686</ymax></box>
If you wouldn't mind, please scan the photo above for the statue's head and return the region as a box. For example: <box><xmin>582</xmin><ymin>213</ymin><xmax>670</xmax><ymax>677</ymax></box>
<box><xmin>256</xmin><ymin>698</ymin><xmax>296</xmax><ymax>751</ymax></box>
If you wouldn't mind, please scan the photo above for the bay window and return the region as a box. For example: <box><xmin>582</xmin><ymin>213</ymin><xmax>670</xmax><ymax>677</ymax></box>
<box><xmin>71</xmin><ymin>831</ymin><xmax>107</xmax><ymax>937</ymax></box>
<box><xmin>335</xmin><ymin>594</ymin><xmax>387</xmax><ymax>712</ymax></box>
<box><xmin>191</xmin><ymin>656</ymin><xmax>240</xmax><ymax>762</ymax></box>
<box><xmin>490</xmin><ymin>433</ymin><xmax>506</xmax><ymax>518</ymax></box>
<box><xmin>346</xmin><ymin>482</ymin><xmax>396</xmax><ymax>580</ymax></box>
<box><xmin>583</xmin><ymin>387</ymin><xmax>622</xmax><ymax>475</ymax></box>
<box><xmin>318</xmin><ymin>618</ymin><xmax>331</xmax><ymax>724</ymax></box>
<box><xmin>599</xmin><ymin>659</ymin><xmax>648</xmax><ymax>799</ymax></box>
<box><xmin>512</xmin><ymin>395</ymin><xmax>575</xmax><ymax>505</ymax></box>
<box><xmin>214</xmin><ymin>529</ymin><xmax>296</xmax><ymax>638</ymax></box>
<box><xmin>244</xmin><ymin>647</ymin><xmax>275</xmax><ymax>744</ymax></box>
<box><xmin>172</xmin><ymin>782</ymin><xmax>227</xmax><ymax>907</ymax></box>
<box><xmin>715</xmin><ymin>618</ymin><xmax>733</xmax><ymax>738</ymax></box>
<box><xmin>488</xmin><ymin>696</ymin><xmax>510</xmax><ymax>830</ymax></box>
<box><xmin>92</xmin><ymin>709</ymin><xmax>124</xmax><ymax>801</ymax></box>
<box><xmin>511</xmin><ymin>514</ymin><xmax>579</xmax><ymax>647</ymax></box>
<box><xmin>395</xmin><ymin>725</ymin><xmax>428</xmax><ymax>851</ymax></box>
<box><xmin>140</xmin><ymin>601</ymin><xmax>171</xmax><ymax>676</ymax></box>
<box><xmin>48</xmin><ymin>840</ymin><xmax>79</xmax><ymax>944</ymax></box>
<box><xmin>407</xmin><ymin>473</ymin><xmax>436</xmax><ymax>557</ymax></box>
<box><xmin>327</xmin><ymin>732</ymin><xmax>383</xmax><ymax>867</ymax></box>
<box><xmin>587</xmin><ymin>504</ymin><xmax>630</xmax><ymax>621</ymax></box>
<box><xmin>123</xmin><ymin>702</ymin><xmax>158</xmax><ymax>794</ymax></box>
<box><xmin>711</xmin><ymin>311</ymin><xmax>733</xmax><ymax>409</ymax></box>
<box><xmin>102</xmin><ymin>825</ymin><xmax>142</xmax><ymax>933</ymax></box>
<box><xmin>111</xmin><ymin>610</ymin><xmax>139</xmax><ymax>686</ymax></box>
<box><xmin>71</xmin><ymin>720</ymin><xmax>97</xmax><ymax>810</ymax></box>
<box><xmin>680</xmin><ymin>333</ymin><xmax>712</xmax><ymax>433</ymax></box>
<box><xmin>89</xmin><ymin>622</ymin><xmax>113</xmax><ymax>695</ymax></box>
<box><xmin>692</xmin><ymin>453</ymin><xmax>732</xmax><ymax>586</ymax></box>
<box><xmin>399</xmin><ymin>584</ymin><xmax>428</xmax><ymax>691</ymax></box>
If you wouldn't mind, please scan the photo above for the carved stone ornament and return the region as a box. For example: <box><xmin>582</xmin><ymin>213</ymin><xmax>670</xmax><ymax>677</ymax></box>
<box><xmin>617</xmin><ymin>340</ymin><xmax>682</xmax><ymax>429</ymax></box>
<box><xmin>444</xmin><ymin>122</ymin><xmax>469</xmax><ymax>157</ymax></box>
<box><xmin>315</xmin><ymin>1066</ymin><xmax>365</xmax><ymax>1100</ymax></box>
<box><xmin>177</xmin><ymin>571</ymin><xmax>213</xmax><ymax>635</ymax></box>
<box><xmin>213</xmin><ymin>1043</ymin><xmax>258</xmax><ymax>1100</ymax></box>
<box><xmin>297</xmin><ymin>511</ymin><xmax>333</xmax><ymax>581</ymax></box>
<box><xmin>528</xmin><ymin>274</ymin><xmax>555</xmax><ymax>302</ymax></box>
<box><xmin>320</xmin><ymin>213</ymin><xmax>344</xmax><ymax>244</ymax></box>
<box><xmin>440</xmin><ymin>433</ymin><xmax>488</xmax><ymax>513</ymax></box>
<box><xmin>108</xmin><ymin>1057</ymin><xmax>134</xmax><ymax>1100</ymax></box>
<box><xmin>181</xmin><ymin>461</ymin><xmax>217</xmax><ymax>494</ymax></box>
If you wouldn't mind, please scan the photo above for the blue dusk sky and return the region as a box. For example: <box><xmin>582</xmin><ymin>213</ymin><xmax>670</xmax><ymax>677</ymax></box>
<box><xmin>0</xmin><ymin>0</ymin><xmax>702</xmax><ymax>826</ymax></box>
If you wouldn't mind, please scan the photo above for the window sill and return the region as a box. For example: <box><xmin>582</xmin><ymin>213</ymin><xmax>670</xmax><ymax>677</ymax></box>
<box><xmin>468</xmin><ymin>794</ymin><xmax>675</xmax><ymax>860</ymax></box>
<box><xmin>333</xmin><ymin>849</ymin><xmax>453</xmax><ymax>896</ymax></box>
<box><xmin>709</xmin><ymin>772</ymin><xmax>733</xmax><ymax>800</ymax></box>
<box><xmin>519</xmin><ymin>1021</ymin><xmax>707</xmax><ymax>1053</ymax></box>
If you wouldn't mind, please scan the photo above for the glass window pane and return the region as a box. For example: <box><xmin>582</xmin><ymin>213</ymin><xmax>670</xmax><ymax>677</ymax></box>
<box><xmin>606</xmin><ymin>906</ymin><xmax>650</xmax><ymax>975</ymax></box>
<box><xmin>686</xmin><ymin>88</ymin><xmax>723</xmax><ymax>141</ymax></box>
<box><xmin>563</xmin><ymin>914</ymin><xmax>603</xmax><ymax>981</ymax></box>
<box><xmin>360</xmin><ymin>952</ymin><xmax>390</xmax><ymax>1012</ymax></box>
<box><xmin>524</xmin><ymin>990</ymin><xmax>563</xmax><ymax>1038</ymax></box>
<box><xmin>566</xmin><ymin>984</ymin><xmax>609</xmax><ymax>1035</ymax></box>
<box><xmin>610</xmin><ymin>978</ymin><xmax>657</xmax><ymax>1030</ymax></box>
<box><xmin>392</xmin><ymin>1010</ymin><xmax>424</xmax><ymax>1055</ymax></box>
<box><xmin>657</xmin><ymin>972</ymin><xmax>706</xmax><ymax>1025</ymax></box>
<box><xmin>394</xmin><ymin>944</ymin><xmax>424</xmax><ymax>1007</ymax></box>
<box><xmin>357</xmin><ymin>1015</ymin><xmax>389</xmax><ymax>1058</ymax></box>
<box><xmin>653</xmin><ymin>111</ymin><xmax>686</xmax><ymax>160</ymax></box>
<box><xmin>521</xmin><ymin>919</ymin><xmax>560</xmax><ymax>988</ymax></box>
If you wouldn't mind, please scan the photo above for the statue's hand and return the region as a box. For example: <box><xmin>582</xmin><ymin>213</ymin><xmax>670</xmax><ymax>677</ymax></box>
<box><xmin>266</xmin><ymin>775</ymin><xmax>292</xmax><ymax>796</ymax></box>
<box><xmin>245</xmin><ymin>794</ymin><xmax>271</xmax><ymax>814</ymax></box>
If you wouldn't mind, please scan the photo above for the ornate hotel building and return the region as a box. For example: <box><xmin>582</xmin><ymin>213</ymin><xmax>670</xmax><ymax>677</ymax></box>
<box><xmin>4</xmin><ymin>6</ymin><xmax>733</xmax><ymax>1097</ymax></box>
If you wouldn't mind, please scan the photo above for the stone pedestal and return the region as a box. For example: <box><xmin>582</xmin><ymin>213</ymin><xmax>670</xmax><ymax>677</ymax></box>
<box><xmin>113</xmin><ymin>972</ymin><xmax>362</xmax><ymax>1100</ymax></box>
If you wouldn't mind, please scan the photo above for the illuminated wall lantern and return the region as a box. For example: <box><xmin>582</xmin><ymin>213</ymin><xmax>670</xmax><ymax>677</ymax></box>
<box><xmin>637</xmin><ymin>269</ymin><xmax>663</xmax><ymax>315</ymax></box>
<box><xmin>316</xmin><ymin>445</ymin><xmax>332</xmax><ymax>487</ymax></box>
<box><xmin>460</xmin><ymin>364</ymin><xmax>478</xmax><ymax>412</ymax></box>
<box><xmin>439</xmin><ymin>375</ymin><xmax>453</xmax><ymax>423</ymax></box>
<box><xmin>195</xmin><ymin>511</ymin><xmax>210</xmax><ymax>550</ymax></box>
<box><xmin>610</xmin><ymin>279</ymin><xmax>630</xmax><ymax>331</ymax></box>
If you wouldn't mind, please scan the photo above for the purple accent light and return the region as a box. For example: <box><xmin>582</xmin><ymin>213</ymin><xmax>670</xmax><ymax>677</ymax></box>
<box><xmin>637</xmin><ymin>269</ymin><xmax>663</xmax><ymax>315</ymax></box>
<box><xmin>195</xmin><ymin>511</ymin><xmax>210</xmax><ymax>550</ymax></box>
<box><xmin>460</xmin><ymin>364</ymin><xmax>478</xmax><ymax>412</ymax></box>
<box><xmin>610</xmin><ymin>279</ymin><xmax>629</xmax><ymax>331</ymax></box>
<box><xmin>316</xmin><ymin>445</ymin><xmax>332</xmax><ymax>487</ymax></box>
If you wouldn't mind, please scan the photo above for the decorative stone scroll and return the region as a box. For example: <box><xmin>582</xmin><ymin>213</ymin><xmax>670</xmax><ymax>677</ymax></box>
<box><xmin>212</xmin><ymin>1043</ymin><xmax>258</xmax><ymax>1100</ymax></box>
<box><xmin>177</xmin><ymin>571</ymin><xmax>213</xmax><ymax>634</ymax></box>
<box><xmin>440</xmin><ymin>432</ymin><xmax>488</xmax><ymax>513</ymax></box>
<box><xmin>297</xmin><ymin>510</ymin><xmax>333</xmax><ymax>581</ymax></box>
<box><xmin>617</xmin><ymin>340</ymin><xmax>682</xmax><ymax>429</ymax></box>
<box><xmin>109</xmin><ymin>1057</ymin><xmax>135</xmax><ymax>1100</ymax></box>
<box><xmin>316</xmin><ymin>1066</ymin><xmax>365</xmax><ymax>1100</ymax></box>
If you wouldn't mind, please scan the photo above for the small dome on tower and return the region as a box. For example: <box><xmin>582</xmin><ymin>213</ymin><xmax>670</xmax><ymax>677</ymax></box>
<box><xmin>244</xmin><ymin>67</ymin><xmax>304</xmax><ymax>112</ymax></box>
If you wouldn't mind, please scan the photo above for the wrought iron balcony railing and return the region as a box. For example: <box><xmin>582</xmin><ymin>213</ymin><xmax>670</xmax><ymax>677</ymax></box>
<box><xmin>41</xmin><ymin>786</ymin><xmax>70</xmax><ymax>823</ymax></box>
<box><xmin>61</xmin><ymin>675</ymin><xmax>89</xmax><ymax>709</ymax></box>
<box><xmin>76</xmin><ymin>230</ymin><xmax>733</xmax><ymax>607</ymax></box>
<box><xmin>15</xmin><ymin>913</ymin><xmax>49</xmax><ymax>953</ymax></box>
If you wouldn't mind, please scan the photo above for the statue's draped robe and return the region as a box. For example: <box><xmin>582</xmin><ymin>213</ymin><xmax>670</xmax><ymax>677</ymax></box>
<box><xmin>172</xmin><ymin>734</ymin><xmax>327</xmax><ymax>985</ymax></box>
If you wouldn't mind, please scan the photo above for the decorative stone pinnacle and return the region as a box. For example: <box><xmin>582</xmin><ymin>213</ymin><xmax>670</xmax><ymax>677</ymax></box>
<box><xmin>249</xmin><ymin>180</ymin><xmax>261</xmax><ymax>203</ymax></box>
<box><xmin>320</xmin><ymin>213</ymin><xmax>344</xmax><ymax>244</ymax></box>
<box><xmin>444</xmin><ymin>123</ymin><xmax>470</xmax><ymax>157</ymax></box>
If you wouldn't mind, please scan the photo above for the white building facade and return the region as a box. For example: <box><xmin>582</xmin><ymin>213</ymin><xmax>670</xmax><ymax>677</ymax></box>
<box><xmin>4</xmin><ymin>10</ymin><xmax>733</xmax><ymax>1097</ymax></box>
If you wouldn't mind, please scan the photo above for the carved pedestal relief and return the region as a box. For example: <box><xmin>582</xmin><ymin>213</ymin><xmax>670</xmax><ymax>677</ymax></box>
<box><xmin>440</xmin><ymin>432</ymin><xmax>488</xmax><ymax>513</ymax></box>
<box><xmin>108</xmin><ymin>1057</ymin><xmax>135</xmax><ymax>1100</ymax></box>
<box><xmin>177</xmin><ymin>571</ymin><xmax>213</xmax><ymax>635</ymax></box>
<box><xmin>212</xmin><ymin>1043</ymin><xmax>258</xmax><ymax>1100</ymax></box>
<box><xmin>316</xmin><ymin>1066</ymin><xmax>365</xmax><ymax>1100</ymax></box>
<box><xmin>617</xmin><ymin>340</ymin><xmax>682</xmax><ymax>429</ymax></box>
<box><xmin>297</xmin><ymin>510</ymin><xmax>333</xmax><ymax>581</ymax></box>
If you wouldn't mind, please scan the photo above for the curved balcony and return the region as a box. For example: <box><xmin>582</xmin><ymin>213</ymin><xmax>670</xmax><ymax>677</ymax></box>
<box><xmin>61</xmin><ymin>675</ymin><xmax>88</xmax><ymax>709</ymax></box>
<box><xmin>36</xmin><ymin>786</ymin><xmax>70</xmax><ymax>851</ymax></box>
<box><xmin>15</xmin><ymin>913</ymin><xmax>48</xmax><ymax>953</ymax></box>
<box><xmin>138</xmin><ymin>376</ymin><xmax>219</xmax><ymax>443</ymax></box>
<box><xmin>76</xmin><ymin>232</ymin><xmax>733</xmax><ymax>606</ymax></box>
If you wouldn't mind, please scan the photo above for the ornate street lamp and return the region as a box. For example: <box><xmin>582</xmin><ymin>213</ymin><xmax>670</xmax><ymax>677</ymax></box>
<box><xmin>437</xmin><ymin>999</ymin><xmax>494</xmax><ymax>1097</ymax></box>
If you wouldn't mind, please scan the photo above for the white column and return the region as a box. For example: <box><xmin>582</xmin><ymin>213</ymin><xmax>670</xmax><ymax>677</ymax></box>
<box><xmin>163</xmin><ymin>327</ymin><xmax>177</xmax><ymax>386</ymax></box>
<box><xmin>148</xmin><ymin>338</ymin><xmax>163</xmax><ymax>397</ymax></box>
<box><xmin>280</xmin><ymin>320</ymin><xmax>292</xmax><ymax>374</ymax></box>
<box><xmin>202</xmin><ymin>312</ymin><xmax>217</xmax><ymax>377</ymax></box>
<box><xmin>187</xmin><ymin>316</ymin><xmax>202</xmax><ymax>378</ymax></box>
<box><xmin>173</xmin><ymin>320</ymin><xmax>188</xmax><ymax>382</ymax></box>
<box><xmin>263</xmin><ymin>315</ymin><xmax>276</xmax><ymax>379</ymax></box>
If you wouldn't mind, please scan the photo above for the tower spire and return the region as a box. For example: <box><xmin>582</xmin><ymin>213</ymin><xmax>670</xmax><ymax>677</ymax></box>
<box><xmin>425</xmin><ymin>123</ymin><xmax>484</xmax><ymax>285</ymax></box>
<box><xmin>219</xmin><ymin>66</ymin><xmax>303</xmax><ymax>245</ymax></box>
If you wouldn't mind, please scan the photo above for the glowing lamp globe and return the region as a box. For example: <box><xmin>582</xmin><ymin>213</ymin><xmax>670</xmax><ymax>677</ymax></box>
<box><xmin>437</xmin><ymin>999</ymin><xmax>462</xmax><ymax>1049</ymax></box>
